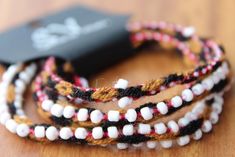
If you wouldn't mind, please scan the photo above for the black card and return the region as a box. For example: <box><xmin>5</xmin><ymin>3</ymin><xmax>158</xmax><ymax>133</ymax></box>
<box><xmin>0</xmin><ymin>6</ymin><xmax>133</xmax><ymax>76</ymax></box>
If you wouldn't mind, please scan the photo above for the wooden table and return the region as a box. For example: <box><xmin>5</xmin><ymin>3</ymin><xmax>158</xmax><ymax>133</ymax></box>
<box><xmin>0</xmin><ymin>0</ymin><xmax>235</xmax><ymax>156</ymax></box>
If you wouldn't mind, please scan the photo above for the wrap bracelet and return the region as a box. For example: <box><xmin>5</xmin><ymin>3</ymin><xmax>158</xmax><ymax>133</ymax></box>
<box><xmin>0</xmin><ymin>21</ymin><xmax>232</xmax><ymax>150</ymax></box>
<box><xmin>33</xmin><ymin>60</ymin><xmax>230</xmax><ymax>128</ymax></box>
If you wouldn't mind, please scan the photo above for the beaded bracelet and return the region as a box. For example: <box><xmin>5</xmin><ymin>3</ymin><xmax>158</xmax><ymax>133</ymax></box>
<box><xmin>0</xmin><ymin>63</ymin><xmax>229</xmax><ymax>148</ymax></box>
<box><xmin>40</xmin><ymin>24</ymin><xmax>225</xmax><ymax>105</ymax></box>
<box><xmin>33</xmin><ymin>60</ymin><xmax>230</xmax><ymax>128</ymax></box>
<box><xmin>0</xmin><ymin>21</ymin><xmax>232</xmax><ymax>150</ymax></box>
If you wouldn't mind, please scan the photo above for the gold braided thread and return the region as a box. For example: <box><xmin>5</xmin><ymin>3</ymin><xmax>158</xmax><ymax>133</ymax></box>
<box><xmin>141</xmin><ymin>79</ymin><xmax>164</xmax><ymax>91</ymax></box>
<box><xmin>63</xmin><ymin>62</ymin><xmax>74</xmax><ymax>73</ymax></box>
<box><xmin>14</xmin><ymin>115</ymin><xmax>32</xmax><ymax>125</ymax></box>
<box><xmin>76</xmin><ymin>106</ymin><xmax>209</xmax><ymax>145</ymax></box>
<box><xmin>91</xmin><ymin>87</ymin><xmax>118</xmax><ymax>102</ymax></box>
<box><xmin>55</xmin><ymin>81</ymin><xmax>73</xmax><ymax>96</ymax></box>
<box><xmin>26</xmin><ymin>104</ymin><xmax>210</xmax><ymax>145</ymax></box>
<box><xmin>42</xmin><ymin>26</ymin><xmax>226</xmax><ymax>102</ymax></box>
<box><xmin>37</xmin><ymin>107</ymin><xmax>54</xmax><ymax>124</ymax></box>
<box><xmin>0</xmin><ymin>21</ymin><xmax>230</xmax><ymax>147</ymax></box>
<box><xmin>7</xmin><ymin>84</ymin><xmax>15</xmax><ymax>103</ymax></box>
<box><xmin>3</xmin><ymin>60</ymin><xmax>227</xmax><ymax>146</ymax></box>
<box><xmin>7</xmin><ymin>76</ymin><xmax>213</xmax><ymax>146</ymax></box>
<box><xmin>35</xmin><ymin>73</ymin><xmax>232</xmax><ymax>129</ymax></box>
<box><xmin>0</xmin><ymin>65</ymin><xmax>5</xmax><ymax>77</ymax></box>
<box><xmin>41</xmin><ymin>71</ymin><xmax>50</xmax><ymax>83</ymax></box>
<box><xmin>35</xmin><ymin>86</ymin><xmax>213</xmax><ymax>128</ymax></box>
<box><xmin>39</xmin><ymin>29</ymin><xmax>227</xmax><ymax>102</ymax></box>
<box><xmin>161</xmin><ymin>28</ymin><xmax>176</xmax><ymax>36</ymax></box>
<box><xmin>187</xmin><ymin>38</ymin><xmax>202</xmax><ymax>54</ymax></box>
<box><xmin>46</xmin><ymin>59</ymin><xmax>225</xmax><ymax>103</ymax></box>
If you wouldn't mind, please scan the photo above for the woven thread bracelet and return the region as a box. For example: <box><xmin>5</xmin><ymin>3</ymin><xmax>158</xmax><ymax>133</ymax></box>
<box><xmin>0</xmin><ymin>21</ymin><xmax>232</xmax><ymax>150</ymax></box>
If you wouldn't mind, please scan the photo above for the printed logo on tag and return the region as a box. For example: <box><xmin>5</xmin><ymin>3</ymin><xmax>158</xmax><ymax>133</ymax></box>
<box><xmin>31</xmin><ymin>17</ymin><xmax>109</xmax><ymax>51</ymax></box>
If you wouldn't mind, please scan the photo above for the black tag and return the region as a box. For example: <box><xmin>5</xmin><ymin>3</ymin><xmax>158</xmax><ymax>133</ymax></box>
<box><xmin>0</xmin><ymin>6</ymin><xmax>133</xmax><ymax>76</ymax></box>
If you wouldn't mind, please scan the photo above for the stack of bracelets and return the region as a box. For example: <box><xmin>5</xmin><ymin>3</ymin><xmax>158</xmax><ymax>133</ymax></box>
<box><xmin>0</xmin><ymin>21</ymin><xmax>232</xmax><ymax>150</ymax></box>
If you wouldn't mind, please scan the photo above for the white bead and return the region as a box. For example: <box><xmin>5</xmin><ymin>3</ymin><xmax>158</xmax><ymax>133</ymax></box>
<box><xmin>185</xmin><ymin>112</ymin><xmax>197</xmax><ymax>121</ymax></box>
<box><xmin>201</xmin><ymin>120</ymin><xmax>212</xmax><ymax>133</ymax></box>
<box><xmin>160</xmin><ymin>140</ymin><xmax>172</xmax><ymax>148</ymax></box>
<box><xmin>210</xmin><ymin>112</ymin><xmax>219</xmax><ymax>124</ymax></box>
<box><xmin>63</xmin><ymin>106</ymin><xmax>75</xmax><ymax>119</ymax></box>
<box><xmin>192</xmin><ymin>129</ymin><xmax>202</xmax><ymax>140</ymax></box>
<box><xmin>108</xmin><ymin>110</ymin><xmax>120</xmax><ymax>122</ymax></box>
<box><xmin>212</xmin><ymin>102</ymin><xmax>222</xmax><ymax>114</ymax></box>
<box><xmin>46</xmin><ymin>126</ymin><xmax>58</xmax><ymax>141</ymax></box>
<box><xmin>92</xmin><ymin>127</ymin><xmax>103</xmax><ymax>139</ymax></box>
<box><xmin>34</xmin><ymin>126</ymin><xmax>45</xmax><ymax>138</ymax></box>
<box><xmin>181</xmin><ymin>89</ymin><xmax>194</xmax><ymax>102</ymax></box>
<box><xmin>80</xmin><ymin>78</ymin><xmax>89</xmax><ymax>88</ymax></box>
<box><xmin>118</xmin><ymin>97</ymin><xmax>132</xmax><ymax>108</ymax></box>
<box><xmin>107</xmin><ymin>126</ymin><xmax>118</xmax><ymax>138</ymax></box>
<box><xmin>90</xmin><ymin>110</ymin><xmax>103</xmax><ymax>124</ymax></box>
<box><xmin>154</xmin><ymin>123</ymin><xmax>167</xmax><ymax>135</ymax></box>
<box><xmin>2</xmin><ymin>72</ymin><xmax>11</xmax><ymax>82</ymax></box>
<box><xmin>178</xmin><ymin>117</ymin><xmax>190</xmax><ymax>127</ymax></box>
<box><xmin>0</xmin><ymin>104</ymin><xmax>8</xmax><ymax>115</ymax></box>
<box><xmin>122</xmin><ymin>124</ymin><xmax>134</xmax><ymax>136</ymax></box>
<box><xmin>77</xmin><ymin>108</ymin><xmax>88</xmax><ymax>121</ymax></box>
<box><xmin>5</xmin><ymin>119</ymin><xmax>18</xmax><ymax>133</ymax></box>
<box><xmin>177</xmin><ymin>135</ymin><xmax>190</xmax><ymax>146</ymax></box>
<box><xmin>0</xmin><ymin>82</ymin><xmax>8</xmax><ymax>92</ymax></box>
<box><xmin>50</xmin><ymin>104</ymin><xmax>64</xmax><ymax>117</ymax></box>
<box><xmin>212</xmin><ymin>73</ymin><xmax>220</xmax><ymax>84</ymax></box>
<box><xmin>146</xmin><ymin>141</ymin><xmax>157</xmax><ymax>149</ymax></box>
<box><xmin>171</xmin><ymin>96</ymin><xmax>183</xmax><ymax>108</ymax></box>
<box><xmin>222</xmin><ymin>62</ymin><xmax>229</xmax><ymax>74</ymax></box>
<box><xmin>156</xmin><ymin>102</ymin><xmax>168</xmax><ymax>115</ymax></box>
<box><xmin>138</xmin><ymin>123</ymin><xmax>151</xmax><ymax>134</ymax></box>
<box><xmin>100</xmin><ymin>144</ymin><xmax>108</xmax><ymax>148</ymax></box>
<box><xmin>140</xmin><ymin>107</ymin><xmax>153</xmax><ymax>120</ymax></box>
<box><xmin>41</xmin><ymin>100</ymin><xmax>54</xmax><ymax>112</ymax></box>
<box><xmin>0</xmin><ymin>112</ymin><xmax>11</xmax><ymax>125</ymax></box>
<box><xmin>182</xmin><ymin>26</ymin><xmax>195</xmax><ymax>37</ymax></box>
<box><xmin>15</xmin><ymin>79</ymin><xmax>25</xmax><ymax>89</ymax></box>
<box><xmin>16</xmin><ymin>124</ymin><xmax>30</xmax><ymax>137</ymax></box>
<box><xmin>19</xmin><ymin>71</ymin><xmax>30</xmax><ymax>83</ymax></box>
<box><xmin>16</xmin><ymin>109</ymin><xmax>24</xmax><ymax>116</ymax></box>
<box><xmin>202</xmin><ymin>77</ymin><xmax>214</xmax><ymax>91</ymax></box>
<box><xmin>75</xmin><ymin>128</ymin><xmax>87</xmax><ymax>139</ymax></box>
<box><xmin>14</xmin><ymin>101</ymin><xmax>22</xmax><ymax>108</ymax></box>
<box><xmin>25</xmin><ymin>64</ymin><xmax>36</xmax><ymax>77</ymax></box>
<box><xmin>117</xmin><ymin>143</ymin><xmax>128</xmax><ymax>149</ymax></box>
<box><xmin>15</xmin><ymin>86</ymin><xmax>24</xmax><ymax>94</ymax></box>
<box><xmin>125</xmin><ymin>109</ymin><xmax>137</xmax><ymax>122</ymax></box>
<box><xmin>216</xmin><ymin>67</ymin><xmax>225</xmax><ymax>80</ymax></box>
<box><xmin>4</xmin><ymin>64</ymin><xmax>19</xmax><ymax>80</ymax></box>
<box><xmin>74</xmin><ymin>98</ymin><xmax>83</xmax><ymax>104</ymax></box>
<box><xmin>114</xmin><ymin>79</ymin><xmax>128</xmax><ymax>89</ymax></box>
<box><xmin>167</xmin><ymin>120</ymin><xmax>179</xmax><ymax>133</ymax></box>
<box><xmin>0</xmin><ymin>91</ymin><xmax>7</xmax><ymax>100</ymax></box>
<box><xmin>0</xmin><ymin>83</ymin><xmax>8</xmax><ymax>94</ymax></box>
<box><xmin>192</xmin><ymin>84</ymin><xmax>204</xmax><ymax>95</ymax></box>
<box><xmin>132</xmin><ymin>143</ymin><xmax>143</xmax><ymax>147</ymax></box>
<box><xmin>15</xmin><ymin>95</ymin><xmax>23</xmax><ymax>103</ymax></box>
<box><xmin>214</xmin><ymin>96</ymin><xmax>224</xmax><ymax>105</ymax></box>
<box><xmin>192</xmin><ymin>101</ymin><xmax>205</xmax><ymax>115</ymax></box>
<box><xmin>59</xmin><ymin>127</ymin><xmax>73</xmax><ymax>140</ymax></box>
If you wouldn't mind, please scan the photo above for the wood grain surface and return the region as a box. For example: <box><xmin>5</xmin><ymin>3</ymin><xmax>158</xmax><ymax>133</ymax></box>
<box><xmin>0</xmin><ymin>0</ymin><xmax>235</xmax><ymax>157</ymax></box>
